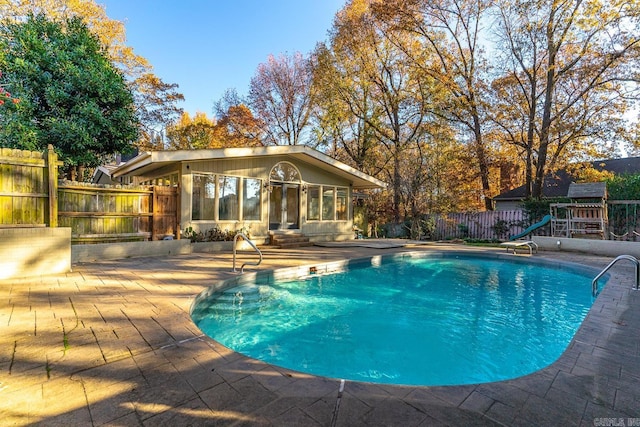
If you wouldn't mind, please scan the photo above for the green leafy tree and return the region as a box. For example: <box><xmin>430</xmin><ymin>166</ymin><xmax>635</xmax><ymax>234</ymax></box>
<box><xmin>607</xmin><ymin>174</ymin><xmax>640</xmax><ymax>201</ymax></box>
<box><xmin>0</xmin><ymin>0</ymin><xmax>184</xmax><ymax>154</ymax></box>
<box><xmin>0</xmin><ymin>14</ymin><xmax>138</xmax><ymax>178</ymax></box>
<box><xmin>0</xmin><ymin>71</ymin><xmax>19</xmax><ymax>107</ymax></box>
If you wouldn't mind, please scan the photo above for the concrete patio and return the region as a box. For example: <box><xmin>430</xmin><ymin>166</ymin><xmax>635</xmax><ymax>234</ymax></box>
<box><xmin>1</xmin><ymin>243</ymin><xmax>639</xmax><ymax>426</ymax></box>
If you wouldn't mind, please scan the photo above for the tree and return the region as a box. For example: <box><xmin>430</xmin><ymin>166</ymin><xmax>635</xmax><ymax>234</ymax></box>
<box><xmin>214</xmin><ymin>89</ymin><xmax>265</xmax><ymax>147</ymax></box>
<box><xmin>0</xmin><ymin>14</ymin><xmax>138</xmax><ymax>177</ymax></box>
<box><xmin>375</xmin><ymin>0</ymin><xmax>496</xmax><ymax>210</ymax></box>
<box><xmin>322</xmin><ymin>0</ymin><xmax>447</xmax><ymax>223</ymax></box>
<box><xmin>248</xmin><ymin>52</ymin><xmax>315</xmax><ymax>145</ymax></box>
<box><xmin>0</xmin><ymin>71</ymin><xmax>19</xmax><ymax>107</ymax></box>
<box><xmin>166</xmin><ymin>112</ymin><xmax>219</xmax><ymax>150</ymax></box>
<box><xmin>132</xmin><ymin>73</ymin><xmax>184</xmax><ymax>150</ymax></box>
<box><xmin>312</xmin><ymin>42</ymin><xmax>383</xmax><ymax>174</ymax></box>
<box><xmin>494</xmin><ymin>0</ymin><xmax>640</xmax><ymax>198</ymax></box>
<box><xmin>1</xmin><ymin>0</ymin><xmax>185</xmax><ymax>149</ymax></box>
<box><xmin>0</xmin><ymin>0</ymin><xmax>149</xmax><ymax>77</ymax></box>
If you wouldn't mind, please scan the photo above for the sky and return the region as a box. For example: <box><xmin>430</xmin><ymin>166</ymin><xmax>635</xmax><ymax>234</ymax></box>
<box><xmin>100</xmin><ymin>1</ymin><xmax>346</xmax><ymax>117</ymax></box>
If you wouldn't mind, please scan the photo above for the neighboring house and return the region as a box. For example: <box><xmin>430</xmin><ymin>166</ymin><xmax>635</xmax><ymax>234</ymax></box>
<box><xmin>92</xmin><ymin>164</ymin><xmax>121</xmax><ymax>184</ymax></box>
<box><xmin>111</xmin><ymin>146</ymin><xmax>385</xmax><ymax>243</ymax></box>
<box><xmin>493</xmin><ymin>157</ymin><xmax>640</xmax><ymax>211</ymax></box>
<box><xmin>92</xmin><ymin>152</ymin><xmax>138</xmax><ymax>185</ymax></box>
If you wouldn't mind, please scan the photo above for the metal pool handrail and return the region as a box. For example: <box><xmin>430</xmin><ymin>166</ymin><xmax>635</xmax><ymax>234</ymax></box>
<box><xmin>233</xmin><ymin>232</ymin><xmax>263</xmax><ymax>273</ymax></box>
<box><xmin>592</xmin><ymin>254</ymin><xmax>640</xmax><ymax>297</ymax></box>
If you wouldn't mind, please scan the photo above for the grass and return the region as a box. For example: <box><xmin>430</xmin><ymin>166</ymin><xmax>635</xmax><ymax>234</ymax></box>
<box><xmin>462</xmin><ymin>238</ymin><xmax>503</xmax><ymax>247</ymax></box>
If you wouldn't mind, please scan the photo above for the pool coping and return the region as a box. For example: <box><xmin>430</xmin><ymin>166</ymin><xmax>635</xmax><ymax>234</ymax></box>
<box><xmin>190</xmin><ymin>250</ymin><xmax>608</xmax><ymax>388</ymax></box>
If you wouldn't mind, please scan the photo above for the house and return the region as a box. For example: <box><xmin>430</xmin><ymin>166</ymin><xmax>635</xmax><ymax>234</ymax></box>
<box><xmin>92</xmin><ymin>152</ymin><xmax>138</xmax><ymax>185</ymax></box>
<box><xmin>493</xmin><ymin>157</ymin><xmax>640</xmax><ymax>211</ymax></box>
<box><xmin>92</xmin><ymin>164</ymin><xmax>121</xmax><ymax>184</ymax></box>
<box><xmin>111</xmin><ymin>146</ymin><xmax>386</xmax><ymax>244</ymax></box>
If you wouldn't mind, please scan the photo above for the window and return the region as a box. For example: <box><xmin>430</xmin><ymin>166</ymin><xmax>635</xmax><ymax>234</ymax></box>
<box><xmin>139</xmin><ymin>172</ymin><xmax>179</xmax><ymax>187</ymax></box>
<box><xmin>192</xmin><ymin>174</ymin><xmax>216</xmax><ymax>220</ymax></box>
<box><xmin>270</xmin><ymin>162</ymin><xmax>300</xmax><ymax>182</ymax></box>
<box><xmin>322</xmin><ymin>187</ymin><xmax>335</xmax><ymax>220</ymax></box>
<box><xmin>307</xmin><ymin>186</ymin><xmax>320</xmax><ymax>220</ymax></box>
<box><xmin>336</xmin><ymin>188</ymin><xmax>348</xmax><ymax>220</ymax></box>
<box><xmin>218</xmin><ymin>176</ymin><xmax>239</xmax><ymax>220</ymax></box>
<box><xmin>243</xmin><ymin>178</ymin><xmax>261</xmax><ymax>220</ymax></box>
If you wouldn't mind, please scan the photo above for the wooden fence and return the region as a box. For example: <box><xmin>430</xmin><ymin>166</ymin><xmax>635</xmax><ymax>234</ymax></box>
<box><xmin>432</xmin><ymin>205</ymin><xmax>640</xmax><ymax>241</ymax></box>
<box><xmin>0</xmin><ymin>146</ymin><xmax>179</xmax><ymax>243</ymax></box>
<box><xmin>433</xmin><ymin>210</ymin><xmax>529</xmax><ymax>240</ymax></box>
<box><xmin>0</xmin><ymin>145</ymin><xmax>59</xmax><ymax>227</ymax></box>
<box><xmin>58</xmin><ymin>183</ymin><xmax>179</xmax><ymax>243</ymax></box>
<box><xmin>608</xmin><ymin>200</ymin><xmax>640</xmax><ymax>240</ymax></box>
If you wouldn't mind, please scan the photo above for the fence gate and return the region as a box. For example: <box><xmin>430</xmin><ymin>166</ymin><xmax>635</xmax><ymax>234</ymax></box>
<box><xmin>152</xmin><ymin>186</ymin><xmax>179</xmax><ymax>240</ymax></box>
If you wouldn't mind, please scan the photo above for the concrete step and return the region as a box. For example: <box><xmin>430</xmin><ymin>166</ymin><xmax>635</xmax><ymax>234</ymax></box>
<box><xmin>271</xmin><ymin>237</ymin><xmax>310</xmax><ymax>244</ymax></box>
<box><xmin>269</xmin><ymin>232</ymin><xmax>311</xmax><ymax>249</ymax></box>
<box><xmin>276</xmin><ymin>241</ymin><xmax>314</xmax><ymax>249</ymax></box>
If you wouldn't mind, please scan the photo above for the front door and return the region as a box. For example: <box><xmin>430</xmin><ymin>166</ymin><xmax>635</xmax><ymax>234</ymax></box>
<box><xmin>269</xmin><ymin>183</ymin><xmax>300</xmax><ymax>230</ymax></box>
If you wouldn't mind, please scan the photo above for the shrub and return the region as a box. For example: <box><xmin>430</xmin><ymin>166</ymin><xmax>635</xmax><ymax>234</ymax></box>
<box><xmin>520</xmin><ymin>197</ymin><xmax>568</xmax><ymax>225</ymax></box>
<box><xmin>491</xmin><ymin>219</ymin><xmax>511</xmax><ymax>239</ymax></box>
<box><xmin>607</xmin><ymin>173</ymin><xmax>640</xmax><ymax>200</ymax></box>
<box><xmin>183</xmin><ymin>226</ymin><xmax>251</xmax><ymax>243</ymax></box>
<box><xmin>457</xmin><ymin>223</ymin><xmax>469</xmax><ymax>238</ymax></box>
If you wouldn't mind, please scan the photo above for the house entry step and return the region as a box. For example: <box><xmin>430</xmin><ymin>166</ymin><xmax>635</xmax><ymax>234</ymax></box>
<box><xmin>268</xmin><ymin>231</ymin><xmax>313</xmax><ymax>249</ymax></box>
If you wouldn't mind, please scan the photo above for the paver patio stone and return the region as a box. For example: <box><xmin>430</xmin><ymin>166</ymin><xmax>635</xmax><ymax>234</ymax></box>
<box><xmin>514</xmin><ymin>392</ymin><xmax>585</xmax><ymax>426</ymax></box>
<box><xmin>1</xmin><ymin>244</ymin><xmax>639</xmax><ymax>425</ymax></box>
<box><xmin>459</xmin><ymin>390</ymin><xmax>495</xmax><ymax>414</ymax></box>
<box><xmin>272</xmin><ymin>406</ymin><xmax>324</xmax><ymax>427</ymax></box>
<box><xmin>331</xmin><ymin>393</ymin><xmax>372</xmax><ymax>426</ymax></box>
<box><xmin>356</xmin><ymin>398</ymin><xmax>429</xmax><ymax>426</ymax></box>
<box><xmin>582</xmin><ymin>400</ymin><xmax>633</xmax><ymax>424</ymax></box>
<box><xmin>84</xmin><ymin>380</ymin><xmax>137</xmax><ymax>425</ymax></box>
<box><xmin>483</xmin><ymin>400</ymin><xmax>518</xmax><ymax>425</ymax></box>
<box><xmin>140</xmin><ymin>396</ymin><xmax>217</xmax><ymax>427</ymax></box>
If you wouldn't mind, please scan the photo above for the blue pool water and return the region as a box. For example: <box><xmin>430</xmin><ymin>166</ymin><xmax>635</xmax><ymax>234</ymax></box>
<box><xmin>191</xmin><ymin>254</ymin><xmax>597</xmax><ymax>386</ymax></box>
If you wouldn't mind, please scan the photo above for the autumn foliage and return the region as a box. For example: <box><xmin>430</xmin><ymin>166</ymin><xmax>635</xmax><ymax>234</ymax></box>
<box><xmin>2</xmin><ymin>0</ymin><xmax>639</xmax><ymax>230</ymax></box>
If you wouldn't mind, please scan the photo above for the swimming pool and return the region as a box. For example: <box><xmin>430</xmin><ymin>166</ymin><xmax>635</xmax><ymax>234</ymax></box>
<box><xmin>191</xmin><ymin>252</ymin><xmax>602</xmax><ymax>386</ymax></box>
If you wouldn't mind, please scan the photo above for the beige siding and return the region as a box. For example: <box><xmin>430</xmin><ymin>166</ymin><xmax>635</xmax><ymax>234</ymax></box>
<box><xmin>297</xmin><ymin>161</ymin><xmax>353</xmax><ymax>187</ymax></box>
<box><xmin>302</xmin><ymin>221</ymin><xmax>354</xmax><ymax>241</ymax></box>
<box><xmin>181</xmin><ymin>173</ymin><xmax>192</xmax><ymax>233</ymax></box>
<box><xmin>132</xmin><ymin>164</ymin><xmax>179</xmax><ymax>185</ymax></box>
<box><xmin>183</xmin><ymin>155</ymin><xmax>352</xmax><ymax>187</ymax></box>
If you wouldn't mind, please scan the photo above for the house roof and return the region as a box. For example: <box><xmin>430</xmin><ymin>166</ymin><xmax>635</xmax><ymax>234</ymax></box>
<box><xmin>112</xmin><ymin>145</ymin><xmax>387</xmax><ymax>190</ymax></box>
<box><xmin>493</xmin><ymin>156</ymin><xmax>640</xmax><ymax>201</ymax></box>
<box><xmin>566</xmin><ymin>182</ymin><xmax>607</xmax><ymax>199</ymax></box>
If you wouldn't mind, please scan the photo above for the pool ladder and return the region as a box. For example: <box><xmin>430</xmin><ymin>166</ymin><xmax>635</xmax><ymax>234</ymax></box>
<box><xmin>592</xmin><ymin>254</ymin><xmax>640</xmax><ymax>297</ymax></box>
<box><xmin>232</xmin><ymin>232</ymin><xmax>263</xmax><ymax>273</ymax></box>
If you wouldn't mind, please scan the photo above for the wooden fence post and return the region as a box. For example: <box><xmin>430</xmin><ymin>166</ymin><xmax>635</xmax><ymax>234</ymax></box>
<box><xmin>47</xmin><ymin>145</ymin><xmax>58</xmax><ymax>227</ymax></box>
<box><xmin>151</xmin><ymin>186</ymin><xmax>157</xmax><ymax>241</ymax></box>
